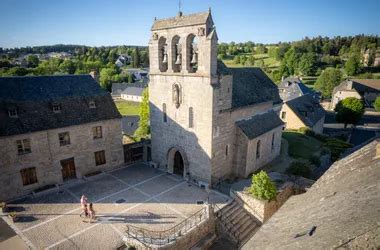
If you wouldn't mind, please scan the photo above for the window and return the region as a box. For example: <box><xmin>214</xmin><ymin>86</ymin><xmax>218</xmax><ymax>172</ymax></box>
<box><xmin>271</xmin><ymin>133</ymin><xmax>275</xmax><ymax>152</ymax></box>
<box><xmin>94</xmin><ymin>150</ymin><xmax>106</xmax><ymax>165</ymax></box>
<box><xmin>189</xmin><ymin>107</ymin><xmax>194</xmax><ymax>128</ymax></box>
<box><xmin>256</xmin><ymin>140</ymin><xmax>261</xmax><ymax>159</ymax></box>
<box><xmin>89</xmin><ymin>101</ymin><xmax>96</xmax><ymax>109</ymax></box>
<box><xmin>52</xmin><ymin>103</ymin><xmax>61</xmax><ymax>113</ymax></box>
<box><xmin>59</xmin><ymin>132</ymin><xmax>70</xmax><ymax>146</ymax></box>
<box><xmin>163</xmin><ymin>103</ymin><xmax>167</xmax><ymax>122</ymax></box>
<box><xmin>225</xmin><ymin>144</ymin><xmax>229</xmax><ymax>159</ymax></box>
<box><xmin>8</xmin><ymin>109</ymin><xmax>18</xmax><ymax>118</ymax></box>
<box><xmin>92</xmin><ymin>126</ymin><xmax>102</xmax><ymax>139</ymax></box>
<box><xmin>16</xmin><ymin>139</ymin><xmax>31</xmax><ymax>154</ymax></box>
<box><xmin>20</xmin><ymin>167</ymin><xmax>38</xmax><ymax>186</ymax></box>
<box><xmin>281</xmin><ymin>111</ymin><xmax>286</xmax><ymax>119</ymax></box>
<box><xmin>213</xmin><ymin>126</ymin><xmax>220</xmax><ymax>138</ymax></box>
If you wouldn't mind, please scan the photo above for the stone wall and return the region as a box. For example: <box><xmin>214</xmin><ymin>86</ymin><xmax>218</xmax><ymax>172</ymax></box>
<box><xmin>331</xmin><ymin>90</ymin><xmax>361</xmax><ymax>109</ymax></box>
<box><xmin>0</xmin><ymin>118</ymin><xmax>123</xmax><ymax>201</ymax></box>
<box><xmin>232</xmin><ymin>183</ymin><xmax>295</xmax><ymax>222</ymax></box>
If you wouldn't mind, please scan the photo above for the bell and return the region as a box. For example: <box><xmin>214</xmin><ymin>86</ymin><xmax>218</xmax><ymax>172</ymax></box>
<box><xmin>191</xmin><ymin>52</ymin><xmax>197</xmax><ymax>64</ymax></box>
<box><xmin>175</xmin><ymin>54</ymin><xmax>181</xmax><ymax>65</ymax></box>
<box><xmin>162</xmin><ymin>53</ymin><xmax>168</xmax><ymax>64</ymax></box>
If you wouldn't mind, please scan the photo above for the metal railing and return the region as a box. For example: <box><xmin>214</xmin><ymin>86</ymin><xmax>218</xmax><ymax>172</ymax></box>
<box><xmin>125</xmin><ymin>206</ymin><xmax>208</xmax><ymax>246</ymax></box>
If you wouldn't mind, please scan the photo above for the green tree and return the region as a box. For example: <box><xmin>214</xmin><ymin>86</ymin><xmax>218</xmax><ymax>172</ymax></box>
<box><xmin>335</xmin><ymin>97</ymin><xmax>365</xmax><ymax>128</ymax></box>
<box><xmin>240</xmin><ymin>56</ymin><xmax>247</xmax><ymax>65</ymax></box>
<box><xmin>134</xmin><ymin>88</ymin><xmax>150</xmax><ymax>140</ymax></box>
<box><xmin>268</xmin><ymin>47</ymin><xmax>279</xmax><ymax>58</ymax></box>
<box><xmin>248</xmin><ymin>171</ymin><xmax>277</xmax><ymax>201</ymax></box>
<box><xmin>59</xmin><ymin>59</ymin><xmax>76</xmax><ymax>74</ymax></box>
<box><xmin>233</xmin><ymin>55</ymin><xmax>241</xmax><ymax>64</ymax></box>
<box><xmin>374</xmin><ymin>96</ymin><xmax>380</xmax><ymax>112</ymax></box>
<box><xmin>345</xmin><ymin>54</ymin><xmax>362</xmax><ymax>76</ymax></box>
<box><xmin>298</xmin><ymin>52</ymin><xmax>317</xmax><ymax>76</ymax></box>
<box><xmin>99</xmin><ymin>67</ymin><xmax>117</xmax><ymax>91</ymax></box>
<box><xmin>245</xmin><ymin>55</ymin><xmax>255</xmax><ymax>66</ymax></box>
<box><xmin>314</xmin><ymin>68</ymin><xmax>343</xmax><ymax>98</ymax></box>
<box><xmin>26</xmin><ymin>55</ymin><xmax>39</xmax><ymax>68</ymax></box>
<box><xmin>132</xmin><ymin>47</ymin><xmax>140</xmax><ymax>68</ymax></box>
<box><xmin>279</xmin><ymin>47</ymin><xmax>299</xmax><ymax>77</ymax></box>
<box><xmin>255</xmin><ymin>45</ymin><xmax>267</xmax><ymax>54</ymax></box>
<box><xmin>127</xmin><ymin>73</ymin><xmax>134</xmax><ymax>83</ymax></box>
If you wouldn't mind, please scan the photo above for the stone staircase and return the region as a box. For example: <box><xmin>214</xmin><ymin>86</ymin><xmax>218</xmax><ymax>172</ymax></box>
<box><xmin>215</xmin><ymin>200</ymin><xmax>261</xmax><ymax>246</ymax></box>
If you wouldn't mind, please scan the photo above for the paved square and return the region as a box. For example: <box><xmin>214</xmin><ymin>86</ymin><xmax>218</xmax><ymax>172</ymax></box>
<box><xmin>3</xmin><ymin>163</ymin><xmax>230</xmax><ymax>249</ymax></box>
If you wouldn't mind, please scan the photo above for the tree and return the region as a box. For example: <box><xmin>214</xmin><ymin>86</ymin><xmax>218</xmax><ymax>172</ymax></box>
<box><xmin>248</xmin><ymin>171</ymin><xmax>277</xmax><ymax>201</ymax></box>
<box><xmin>314</xmin><ymin>68</ymin><xmax>343</xmax><ymax>98</ymax></box>
<box><xmin>245</xmin><ymin>55</ymin><xmax>255</xmax><ymax>66</ymax></box>
<box><xmin>26</xmin><ymin>55</ymin><xmax>39</xmax><ymax>68</ymax></box>
<box><xmin>233</xmin><ymin>55</ymin><xmax>241</xmax><ymax>64</ymax></box>
<box><xmin>374</xmin><ymin>96</ymin><xmax>380</xmax><ymax>112</ymax></box>
<box><xmin>255</xmin><ymin>45</ymin><xmax>267</xmax><ymax>54</ymax></box>
<box><xmin>279</xmin><ymin>47</ymin><xmax>299</xmax><ymax>77</ymax></box>
<box><xmin>132</xmin><ymin>47</ymin><xmax>140</xmax><ymax>68</ymax></box>
<box><xmin>335</xmin><ymin>97</ymin><xmax>365</xmax><ymax>128</ymax></box>
<box><xmin>59</xmin><ymin>59</ymin><xmax>76</xmax><ymax>74</ymax></box>
<box><xmin>99</xmin><ymin>67</ymin><xmax>117</xmax><ymax>91</ymax></box>
<box><xmin>134</xmin><ymin>88</ymin><xmax>150</xmax><ymax>140</ymax></box>
<box><xmin>127</xmin><ymin>73</ymin><xmax>134</xmax><ymax>83</ymax></box>
<box><xmin>345</xmin><ymin>54</ymin><xmax>361</xmax><ymax>76</ymax></box>
<box><xmin>298</xmin><ymin>52</ymin><xmax>317</xmax><ymax>76</ymax></box>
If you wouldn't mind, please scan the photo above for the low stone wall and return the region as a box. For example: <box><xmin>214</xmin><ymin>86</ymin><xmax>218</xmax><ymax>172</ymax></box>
<box><xmin>231</xmin><ymin>183</ymin><xmax>295</xmax><ymax>223</ymax></box>
<box><xmin>123</xmin><ymin>207</ymin><xmax>215</xmax><ymax>250</ymax></box>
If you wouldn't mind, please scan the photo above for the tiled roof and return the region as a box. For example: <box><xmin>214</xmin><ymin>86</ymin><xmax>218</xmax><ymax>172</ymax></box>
<box><xmin>285</xmin><ymin>94</ymin><xmax>325</xmax><ymax>127</ymax></box>
<box><xmin>279</xmin><ymin>77</ymin><xmax>320</xmax><ymax>102</ymax></box>
<box><xmin>151</xmin><ymin>11</ymin><xmax>211</xmax><ymax>31</ymax></box>
<box><xmin>229</xmin><ymin>67</ymin><xmax>282</xmax><ymax>108</ymax></box>
<box><xmin>121</xmin><ymin>115</ymin><xmax>140</xmax><ymax>136</ymax></box>
<box><xmin>122</xmin><ymin>87</ymin><xmax>145</xmax><ymax>97</ymax></box>
<box><xmin>236</xmin><ymin>111</ymin><xmax>284</xmax><ymax>139</ymax></box>
<box><xmin>243</xmin><ymin>139</ymin><xmax>380</xmax><ymax>249</ymax></box>
<box><xmin>0</xmin><ymin>75</ymin><xmax>121</xmax><ymax>137</ymax></box>
<box><xmin>333</xmin><ymin>79</ymin><xmax>380</xmax><ymax>95</ymax></box>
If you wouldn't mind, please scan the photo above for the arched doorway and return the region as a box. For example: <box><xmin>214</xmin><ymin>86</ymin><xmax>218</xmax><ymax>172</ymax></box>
<box><xmin>167</xmin><ymin>147</ymin><xmax>188</xmax><ymax>178</ymax></box>
<box><xmin>173</xmin><ymin>151</ymin><xmax>184</xmax><ymax>176</ymax></box>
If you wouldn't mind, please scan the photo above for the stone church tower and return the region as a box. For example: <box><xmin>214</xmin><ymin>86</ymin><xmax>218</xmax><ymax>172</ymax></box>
<box><xmin>149</xmin><ymin>10</ymin><xmax>283</xmax><ymax>187</ymax></box>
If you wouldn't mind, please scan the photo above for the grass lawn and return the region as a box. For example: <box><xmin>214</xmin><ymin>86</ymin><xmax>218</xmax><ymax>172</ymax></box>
<box><xmin>282</xmin><ymin>131</ymin><xmax>322</xmax><ymax>159</ymax></box>
<box><xmin>115</xmin><ymin>100</ymin><xmax>140</xmax><ymax>116</ymax></box>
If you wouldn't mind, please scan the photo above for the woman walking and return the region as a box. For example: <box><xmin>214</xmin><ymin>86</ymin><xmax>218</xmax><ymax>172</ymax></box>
<box><xmin>79</xmin><ymin>194</ymin><xmax>88</xmax><ymax>218</ymax></box>
<box><xmin>88</xmin><ymin>203</ymin><xmax>96</xmax><ymax>223</ymax></box>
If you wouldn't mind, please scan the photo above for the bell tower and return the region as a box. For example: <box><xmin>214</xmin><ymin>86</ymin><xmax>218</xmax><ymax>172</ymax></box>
<box><xmin>149</xmin><ymin>9</ymin><xmax>218</xmax><ymax>185</ymax></box>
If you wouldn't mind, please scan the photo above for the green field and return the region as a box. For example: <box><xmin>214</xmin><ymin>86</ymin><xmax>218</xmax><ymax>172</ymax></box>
<box><xmin>115</xmin><ymin>101</ymin><xmax>140</xmax><ymax>116</ymax></box>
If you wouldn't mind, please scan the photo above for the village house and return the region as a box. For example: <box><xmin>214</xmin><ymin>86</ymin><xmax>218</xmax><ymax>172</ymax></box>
<box><xmin>120</xmin><ymin>86</ymin><xmax>145</xmax><ymax>102</ymax></box>
<box><xmin>280</xmin><ymin>94</ymin><xmax>325</xmax><ymax>134</ymax></box>
<box><xmin>331</xmin><ymin>78</ymin><xmax>380</xmax><ymax>109</ymax></box>
<box><xmin>0</xmin><ymin>75</ymin><xmax>124</xmax><ymax>201</ymax></box>
<box><xmin>149</xmin><ymin>10</ymin><xmax>283</xmax><ymax>187</ymax></box>
<box><xmin>111</xmin><ymin>82</ymin><xmax>147</xmax><ymax>100</ymax></box>
<box><xmin>278</xmin><ymin>77</ymin><xmax>320</xmax><ymax>102</ymax></box>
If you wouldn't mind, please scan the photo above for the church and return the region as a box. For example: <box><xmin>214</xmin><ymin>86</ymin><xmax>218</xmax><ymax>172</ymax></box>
<box><xmin>149</xmin><ymin>9</ymin><xmax>284</xmax><ymax>187</ymax></box>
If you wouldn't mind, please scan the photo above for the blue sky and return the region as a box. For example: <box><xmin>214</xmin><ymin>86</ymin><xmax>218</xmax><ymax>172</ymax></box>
<box><xmin>0</xmin><ymin>0</ymin><xmax>379</xmax><ymax>48</ymax></box>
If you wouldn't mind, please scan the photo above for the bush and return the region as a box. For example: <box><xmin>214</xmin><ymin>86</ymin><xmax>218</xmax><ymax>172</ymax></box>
<box><xmin>287</xmin><ymin>161</ymin><xmax>312</xmax><ymax>178</ymax></box>
<box><xmin>298</xmin><ymin>127</ymin><xmax>315</xmax><ymax>137</ymax></box>
<box><xmin>309</xmin><ymin>155</ymin><xmax>321</xmax><ymax>167</ymax></box>
<box><xmin>248</xmin><ymin>171</ymin><xmax>277</xmax><ymax>201</ymax></box>
<box><xmin>374</xmin><ymin>96</ymin><xmax>380</xmax><ymax>112</ymax></box>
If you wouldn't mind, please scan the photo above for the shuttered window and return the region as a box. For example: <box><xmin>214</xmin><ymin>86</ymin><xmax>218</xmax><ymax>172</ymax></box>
<box><xmin>20</xmin><ymin>167</ymin><xmax>38</xmax><ymax>186</ymax></box>
<box><xmin>94</xmin><ymin>150</ymin><xmax>106</xmax><ymax>166</ymax></box>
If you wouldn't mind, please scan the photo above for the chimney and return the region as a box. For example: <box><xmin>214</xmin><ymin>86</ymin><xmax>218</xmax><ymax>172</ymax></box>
<box><xmin>89</xmin><ymin>70</ymin><xmax>98</xmax><ymax>82</ymax></box>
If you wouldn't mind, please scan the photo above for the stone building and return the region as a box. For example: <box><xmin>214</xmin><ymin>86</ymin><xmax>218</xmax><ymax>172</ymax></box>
<box><xmin>278</xmin><ymin>77</ymin><xmax>320</xmax><ymax>102</ymax></box>
<box><xmin>280</xmin><ymin>94</ymin><xmax>325</xmax><ymax>134</ymax></box>
<box><xmin>0</xmin><ymin>75</ymin><xmax>123</xmax><ymax>201</ymax></box>
<box><xmin>331</xmin><ymin>78</ymin><xmax>380</xmax><ymax>109</ymax></box>
<box><xmin>149</xmin><ymin>10</ymin><xmax>283</xmax><ymax>187</ymax></box>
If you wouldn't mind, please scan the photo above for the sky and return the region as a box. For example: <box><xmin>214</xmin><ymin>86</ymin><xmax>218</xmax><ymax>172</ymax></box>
<box><xmin>0</xmin><ymin>0</ymin><xmax>379</xmax><ymax>48</ymax></box>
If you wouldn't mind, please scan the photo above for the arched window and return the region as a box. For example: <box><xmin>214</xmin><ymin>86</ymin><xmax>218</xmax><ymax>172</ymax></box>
<box><xmin>189</xmin><ymin>107</ymin><xmax>194</xmax><ymax>128</ymax></box>
<box><xmin>162</xmin><ymin>103</ymin><xmax>167</xmax><ymax>123</ymax></box>
<box><xmin>271</xmin><ymin>133</ymin><xmax>275</xmax><ymax>152</ymax></box>
<box><xmin>186</xmin><ymin>34</ymin><xmax>198</xmax><ymax>73</ymax></box>
<box><xmin>171</xmin><ymin>35</ymin><xmax>181</xmax><ymax>72</ymax></box>
<box><xmin>158</xmin><ymin>37</ymin><xmax>168</xmax><ymax>72</ymax></box>
<box><xmin>256</xmin><ymin>140</ymin><xmax>261</xmax><ymax>159</ymax></box>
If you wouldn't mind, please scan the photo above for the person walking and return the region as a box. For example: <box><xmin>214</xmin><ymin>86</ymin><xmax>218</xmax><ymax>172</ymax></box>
<box><xmin>79</xmin><ymin>194</ymin><xmax>88</xmax><ymax>218</ymax></box>
<box><xmin>88</xmin><ymin>203</ymin><xmax>96</xmax><ymax>223</ymax></box>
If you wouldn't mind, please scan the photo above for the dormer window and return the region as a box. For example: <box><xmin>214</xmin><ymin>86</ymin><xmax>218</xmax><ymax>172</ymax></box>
<box><xmin>8</xmin><ymin>109</ymin><xmax>18</xmax><ymax>118</ymax></box>
<box><xmin>52</xmin><ymin>103</ymin><xmax>61</xmax><ymax>113</ymax></box>
<box><xmin>89</xmin><ymin>101</ymin><xmax>96</xmax><ymax>109</ymax></box>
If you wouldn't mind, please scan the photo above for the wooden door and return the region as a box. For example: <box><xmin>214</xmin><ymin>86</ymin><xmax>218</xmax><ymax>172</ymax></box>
<box><xmin>61</xmin><ymin>158</ymin><xmax>76</xmax><ymax>181</ymax></box>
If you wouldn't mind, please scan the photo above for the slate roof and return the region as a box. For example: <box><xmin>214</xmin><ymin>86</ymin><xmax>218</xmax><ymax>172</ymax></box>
<box><xmin>229</xmin><ymin>67</ymin><xmax>282</xmax><ymax>108</ymax></box>
<box><xmin>112</xmin><ymin>82</ymin><xmax>147</xmax><ymax>95</ymax></box>
<box><xmin>121</xmin><ymin>115</ymin><xmax>140</xmax><ymax>136</ymax></box>
<box><xmin>236</xmin><ymin>111</ymin><xmax>284</xmax><ymax>139</ymax></box>
<box><xmin>0</xmin><ymin>75</ymin><xmax>121</xmax><ymax>137</ymax></box>
<box><xmin>122</xmin><ymin>87</ymin><xmax>145</xmax><ymax>97</ymax></box>
<box><xmin>151</xmin><ymin>11</ymin><xmax>211</xmax><ymax>31</ymax></box>
<box><xmin>333</xmin><ymin>79</ymin><xmax>380</xmax><ymax>95</ymax></box>
<box><xmin>285</xmin><ymin>94</ymin><xmax>325</xmax><ymax>128</ymax></box>
<box><xmin>279</xmin><ymin>77</ymin><xmax>320</xmax><ymax>102</ymax></box>
<box><xmin>243</xmin><ymin>139</ymin><xmax>380</xmax><ymax>249</ymax></box>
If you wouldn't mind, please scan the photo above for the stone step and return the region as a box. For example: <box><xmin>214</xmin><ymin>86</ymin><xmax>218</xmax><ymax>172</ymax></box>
<box><xmin>228</xmin><ymin>209</ymin><xmax>246</xmax><ymax>225</ymax></box>
<box><xmin>220</xmin><ymin>201</ymin><xmax>237</xmax><ymax>215</ymax></box>
<box><xmin>223</xmin><ymin>203</ymin><xmax>240</xmax><ymax>218</ymax></box>
<box><xmin>238</xmin><ymin>221</ymin><xmax>258</xmax><ymax>243</ymax></box>
<box><xmin>230</xmin><ymin>213</ymin><xmax>253</xmax><ymax>234</ymax></box>
<box><xmin>239</xmin><ymin>218</ymin><xmax>257</xmax><ymax>233</ymax></box>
